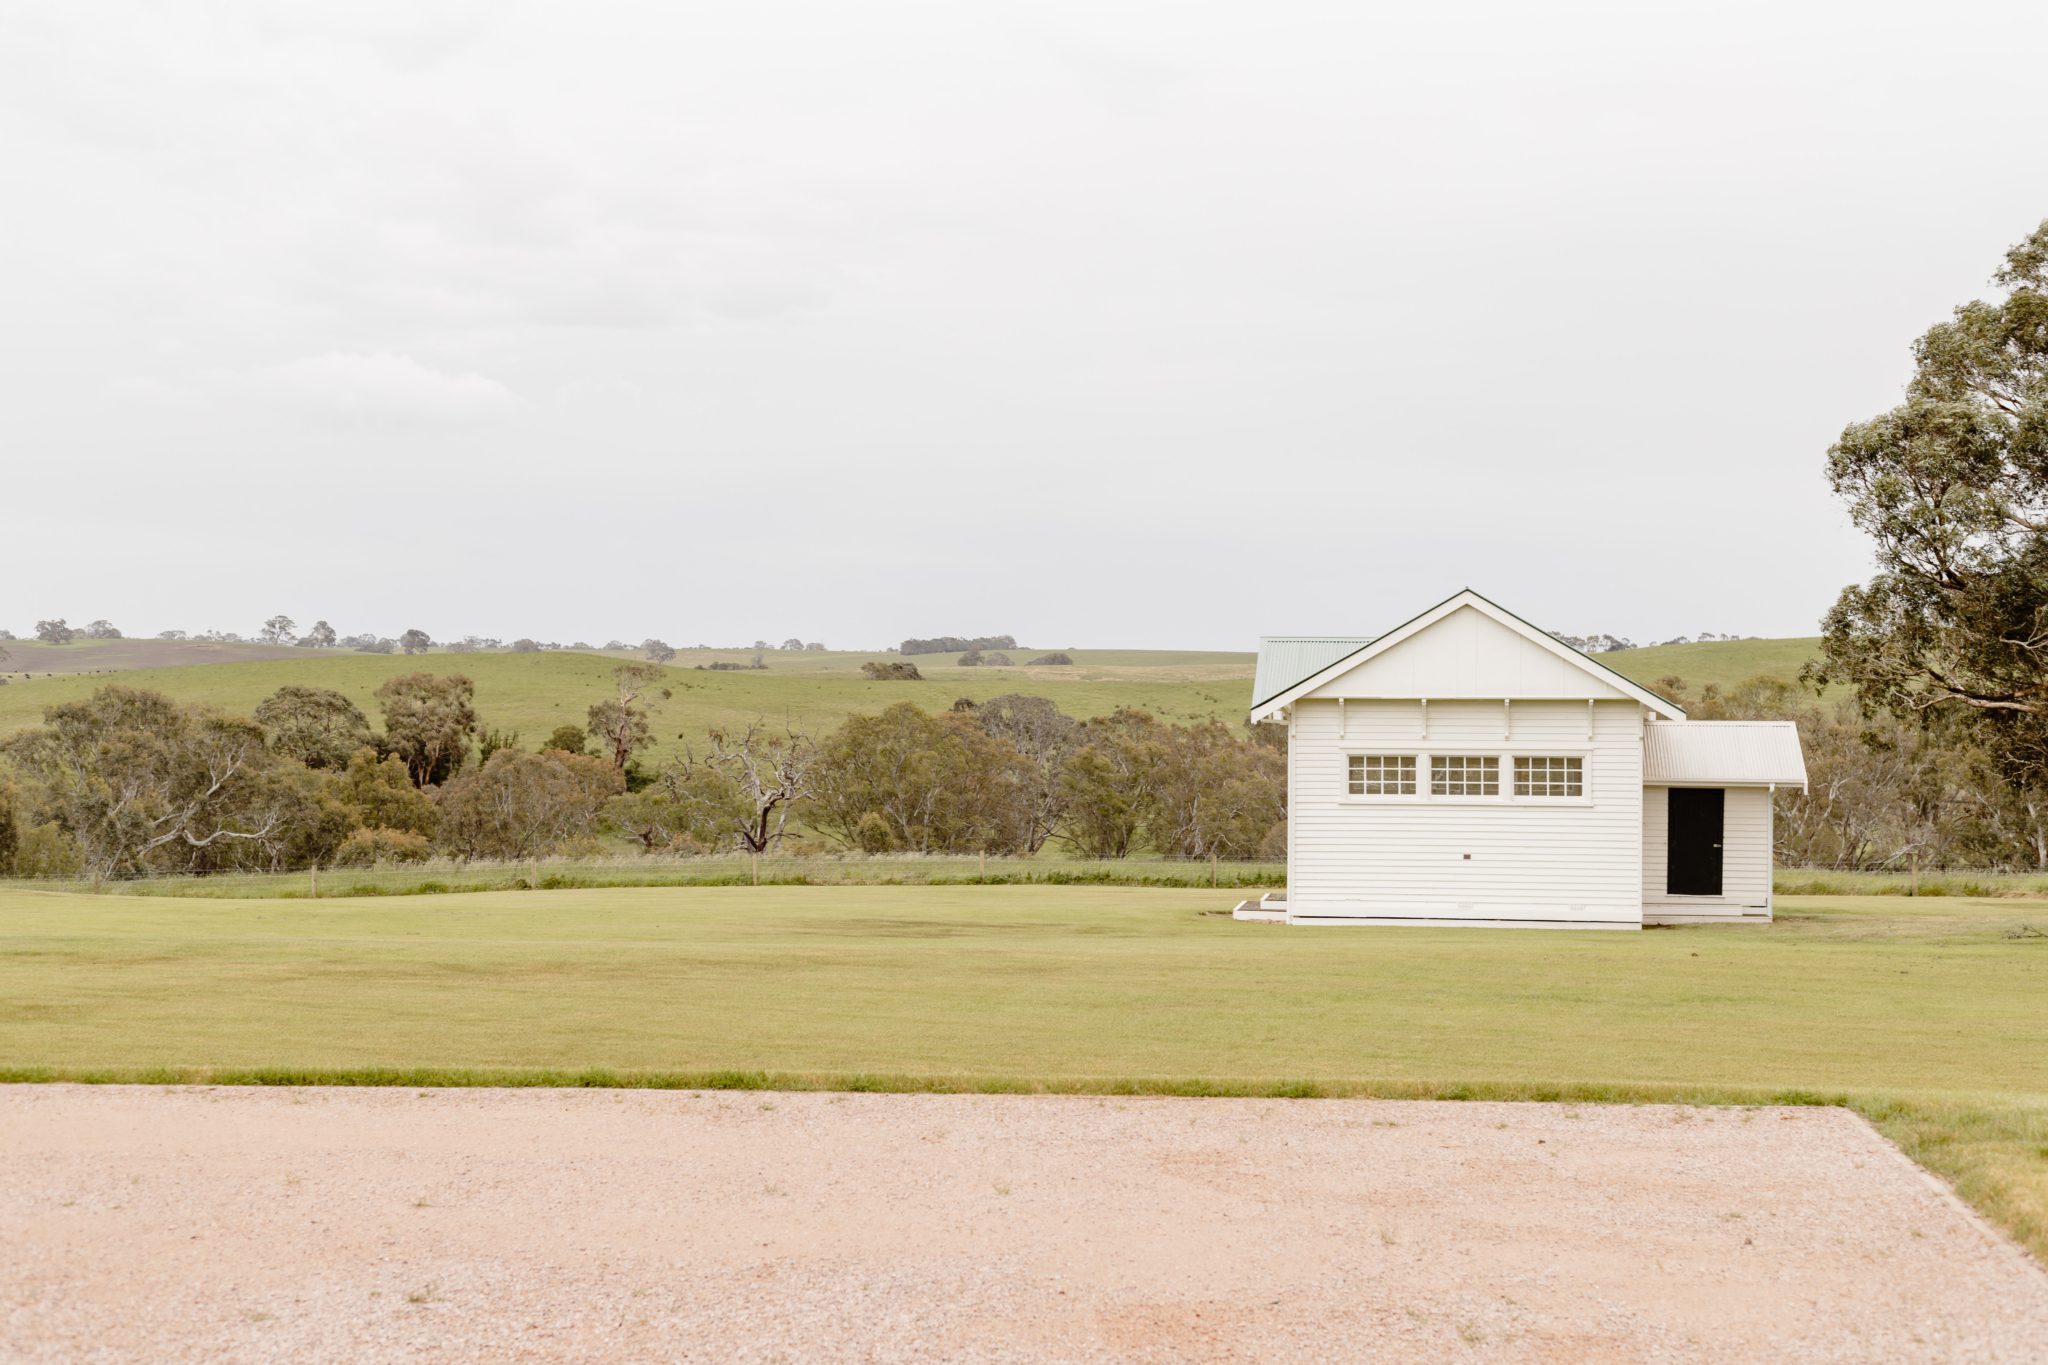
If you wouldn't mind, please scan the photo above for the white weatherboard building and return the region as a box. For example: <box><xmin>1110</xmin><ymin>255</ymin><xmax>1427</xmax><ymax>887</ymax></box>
<box><xmin>1246</xmin><ymin>590</ymin><xmax>1807</xmax><ymax>929</ymax></box>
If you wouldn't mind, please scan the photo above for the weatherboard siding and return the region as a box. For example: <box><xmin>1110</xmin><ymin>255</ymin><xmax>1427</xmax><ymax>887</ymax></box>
<box><xmin>1642</xmin><ymin>785</ymin><xmax>1773</xmax><ymax>918</ymax></box>
<box><xmin>1287</xmin><ymin>699</ymin><xmax>1644</xmax><ymax>926</ymax></box>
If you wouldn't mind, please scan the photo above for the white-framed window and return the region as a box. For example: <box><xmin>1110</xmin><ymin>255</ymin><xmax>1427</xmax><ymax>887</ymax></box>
<box><xmin>1347</xmin><ymin>754</ymin><xmax>1417</xmax><ymax>796</ymax></box>
<box><xmin>1514</xmin><ymin>755</ymin><xmax>1584</xmax><ymax>797</ymax></box>
<box><xmin>1430</xmin><ymin>754</ymin><xmax>1499</xmax><ymax>797</ymax></box>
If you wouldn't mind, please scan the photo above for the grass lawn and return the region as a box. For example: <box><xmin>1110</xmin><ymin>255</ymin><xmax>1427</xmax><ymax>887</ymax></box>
<box><xmin>0</xmin><ymin>883</ymin><xmax>2043</xmax><ymax>1258</ymax></box>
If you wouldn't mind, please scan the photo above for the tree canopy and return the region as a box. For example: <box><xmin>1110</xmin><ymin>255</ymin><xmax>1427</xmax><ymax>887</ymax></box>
<box><xmin>1816</xmin><ymin>221</ymin><xmax>2048</xmax><ymax>781</ymax></box>
<box><xmin>253</xmin><ymin>686</ymin><xmax>373</xmax><ymax>770</ymax></box>
<box><xmin>374</xmin><ymin>673</ymin><xmax>476</xmax><ymax>786</ymax></box>
<box><xmin>2</xmin><ymin>687</ymin><xmax>318</xmax><ymax>886</ymax></box>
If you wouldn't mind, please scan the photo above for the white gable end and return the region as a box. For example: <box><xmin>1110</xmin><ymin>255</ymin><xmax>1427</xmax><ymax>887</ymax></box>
<box><xmin>1304</xmin><ymin>603</ymin><xmax>1635</xmax><ymax>703</ymax></box>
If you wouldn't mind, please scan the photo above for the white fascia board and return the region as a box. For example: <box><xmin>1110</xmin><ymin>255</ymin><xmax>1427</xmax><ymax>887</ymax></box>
<box><xmin>1247</xmin><ymin>588</ymin><xmax>1685</xmax><ymax>723</ymax></box>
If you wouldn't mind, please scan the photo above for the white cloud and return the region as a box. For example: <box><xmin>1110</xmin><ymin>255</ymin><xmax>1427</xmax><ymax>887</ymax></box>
<box><xmin>249</xmin><ymin>351</ymin><xmax>518</xmax><ymax>428</ymax></box>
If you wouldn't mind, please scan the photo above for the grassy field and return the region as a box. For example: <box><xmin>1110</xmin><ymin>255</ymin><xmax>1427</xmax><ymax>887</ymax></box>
<box><xmin>1603</xmin><ymin>636</ymin><xmax>1824</xmax><ymax>694</ymax></box>
<box><xmin>0</xmin><ymin>649</ymin><xmax>1252</xmax><ymax>763</ymax></box>
<box><xmin>1776</xmin><ymin>868</ymin><xmax>2048</xmax><ymax>897</ymax></box>
<box><xmin>0</xmin><ymin>853</ymin><xmax>1289</xmax><ymax>898</ymax></box>
<box><xmin>11</xmin><ymin>855</ymin><xmax>2032</xmax><ymax>902</ymax></box>
<box><xmin>0</xmin><ymin>635</ymin><xmax>1820</xmax><ymax>754</ymax></box>
<box><xmin>1</xmin><ymin>882</ymin><xmax>2042</xmax><ymax>1258</ymax></box>
<box><xmin>0</xmin><ymin>636</ymin><xmax>304</xmax><ymax>674</ymax></box>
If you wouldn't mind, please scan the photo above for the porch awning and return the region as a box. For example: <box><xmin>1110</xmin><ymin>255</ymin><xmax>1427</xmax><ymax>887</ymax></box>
<box><xmin>1644</xmin><ymin>721</ymin><xmax>1806</xmax><ymax>789</ymax></box>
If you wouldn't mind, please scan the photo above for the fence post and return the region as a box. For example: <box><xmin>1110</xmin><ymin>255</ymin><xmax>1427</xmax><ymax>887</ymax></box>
<box><xmin>310</xmin><ymin>863</ymin><xmax>319</xmax><ymax>899</ymax></box>
<box><xmin>1211</xmin><ymin>852</ymin><xmax>1218</xmax><ymax>888</ymax></box>
<box><xmin>751</xmin><ymin>849</ymin><xmax>760</xmax><ymax>886</ymax></box>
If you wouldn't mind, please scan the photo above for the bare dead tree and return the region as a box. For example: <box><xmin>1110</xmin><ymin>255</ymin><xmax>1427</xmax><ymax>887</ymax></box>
<box><xmin>703</xmin><ymin>721</ymin><xmax>818</xmax><ymax>854</ymax></box>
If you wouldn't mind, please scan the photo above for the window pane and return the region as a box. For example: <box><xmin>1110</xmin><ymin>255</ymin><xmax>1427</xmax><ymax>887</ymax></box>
<box><xmin>1349</xmin><ymin>754</ymin><xmax>1416</xmax><ymax>796</ymax></box>
<box><xmin>1430</xmin><ymin>754</ymin><xmax>1499</xmax><ymax>797</ymax></box>
<box><xmin>1512</xmin><ymin>755</ymin><xmax>1583</xmax><ymax>797</ymax></box>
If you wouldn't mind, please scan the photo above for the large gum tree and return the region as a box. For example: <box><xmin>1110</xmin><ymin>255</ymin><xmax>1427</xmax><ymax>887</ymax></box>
<box><xmin>1816</xmin><ymin>221</ymin><xmax>2048</xmax><ymax>769</ymax></box>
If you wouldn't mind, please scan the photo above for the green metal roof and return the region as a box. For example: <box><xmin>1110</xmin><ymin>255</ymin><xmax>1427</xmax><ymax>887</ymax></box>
<box><xmin>1252</xmin><ymin>636</ymin><xmax>1375</xmax><ymax>711</ymax></box>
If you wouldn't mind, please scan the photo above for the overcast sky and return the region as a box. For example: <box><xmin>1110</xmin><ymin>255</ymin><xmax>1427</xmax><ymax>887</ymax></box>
<box><xmin>3</xmin><ymin>1</ymin><xmax>2042</xmax><ymax>650</ymax></box>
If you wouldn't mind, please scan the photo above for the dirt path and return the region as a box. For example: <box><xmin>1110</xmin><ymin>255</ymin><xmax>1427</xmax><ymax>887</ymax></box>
<box><xmin>2</xmin><ymin>1086</ymin><xmax>2043</xmax><ymax>1362</ymax></box>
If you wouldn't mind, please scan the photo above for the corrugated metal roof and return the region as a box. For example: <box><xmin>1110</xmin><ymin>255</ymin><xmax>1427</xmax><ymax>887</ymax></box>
<box><xmin>1645</xmin><ymin>721</ymin><xmax>1807</xmax><ymax>787</ymax></box>
<box><xmin>1253</xmin><ymin>636</ymin><xmax>1374</xmax><ymax>710</ymax></box>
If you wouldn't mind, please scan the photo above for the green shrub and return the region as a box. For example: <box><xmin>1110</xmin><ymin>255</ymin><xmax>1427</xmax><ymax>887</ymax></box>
<box><xmin>331</xmin><ymin>827</ymin><xmax>434</xmax><ymax>867</ymax></box>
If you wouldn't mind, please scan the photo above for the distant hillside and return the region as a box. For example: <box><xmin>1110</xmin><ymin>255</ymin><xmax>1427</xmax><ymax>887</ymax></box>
<box><xmin>1601</xmin><ymin>637</ymin><xmax>1823</xmax><ymax>694</ymax></box>
<box><xmin>0</xmin><ymin>637</ymin><xmax>302</xmax><ymax>675</ymax></box>
<box><xmin>0</xmin><ymin>647</ymin><xmax>1257</xmax><ymax>762</ymax></box>
<box><xmin>0</xmin><ymin>636</ymin><xmax>1826</xmax><ymax>750</ymax></box>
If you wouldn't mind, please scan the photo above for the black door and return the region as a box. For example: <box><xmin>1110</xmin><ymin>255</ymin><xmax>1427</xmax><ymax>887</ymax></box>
<box><xmin>1667</xmin><ymin>788</ymin><xmax>1724</xmax><ymax>895</ymax></box>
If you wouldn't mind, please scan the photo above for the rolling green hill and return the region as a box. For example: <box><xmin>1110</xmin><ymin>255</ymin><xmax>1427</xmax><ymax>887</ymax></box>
<box><xmin>0</xmin><ymin>635</ymin><xmax>1822</xmax><ymax>754</ymax></box>
<box><xmin>0</xmin><ymin>648</ymin><xmax>1253</xmax><ymax>762</ymax></box>
<box><xmin>1600</xmin><ymin>637</ymin><xmax>1824</xmax><ymax>695</ymax></box>
<box><xmin>0</xmin><ymin>637</ymin><xmax>303</xmax><ymax>674</ymax></box>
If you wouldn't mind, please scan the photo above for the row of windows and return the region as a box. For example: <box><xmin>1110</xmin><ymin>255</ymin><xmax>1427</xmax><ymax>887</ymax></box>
<box><xmin>1346</xmin><ymin>754</ymin><xmax>1584</xmax><ymax>799</ymax></box>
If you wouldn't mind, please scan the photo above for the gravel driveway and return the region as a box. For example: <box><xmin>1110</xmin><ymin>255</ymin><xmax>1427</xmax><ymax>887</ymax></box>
<box><xmin>3</xmin><ymin>1086</ymin><xmax>2044</xmax><ymax>1362</ymax></box>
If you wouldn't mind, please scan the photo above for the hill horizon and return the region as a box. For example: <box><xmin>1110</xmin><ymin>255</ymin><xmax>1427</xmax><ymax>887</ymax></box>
<box><xmin>0</xmin><ymin>634</ymin><xmax>1827</xmax><ymax>764</ymax></box>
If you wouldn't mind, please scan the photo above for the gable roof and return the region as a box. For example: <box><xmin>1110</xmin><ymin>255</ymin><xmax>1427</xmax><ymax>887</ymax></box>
<box><xmin>1248</xmin><ymin>588</ymin><xmax>1685</xmax><ymax>723</ymax></box>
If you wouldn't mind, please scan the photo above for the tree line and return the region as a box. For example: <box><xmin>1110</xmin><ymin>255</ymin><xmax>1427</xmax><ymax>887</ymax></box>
<box><xmin>6</xmin><ymin>618</ymin><xmax>834</xmax><ymax>660</ymax></box>
<box><xmin>0</xmin><ymin>670</ymin><xmax>1286</xmax><ymax>885</ymax></box>
<box><xmin>898</xmin><ymin>634</ymin><xmax>1016</xmax><ymax>656</ymax></box>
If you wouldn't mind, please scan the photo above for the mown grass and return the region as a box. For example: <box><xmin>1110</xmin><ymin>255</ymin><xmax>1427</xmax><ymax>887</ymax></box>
<box><xmin>0</xmin><ymin>883</ymin><xmax>2042</xmax><ymax>1258</ymax></box>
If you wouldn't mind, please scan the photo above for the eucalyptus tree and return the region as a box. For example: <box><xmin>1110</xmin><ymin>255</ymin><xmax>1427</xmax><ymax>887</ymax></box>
<box><xmin>374</xmin><ymin>673</ymin><xmax>476</xmax><ymax>786</ymax></box>
<box><xmin>252</xmin><ymin>686</ymin><xmax>374</xmax><ymax>769</ymax></box>
<box><xmin>1815</xmin><ymin>220</ymin><xmax>2048</xmax><ymax>782</ymax></box>
<box><xmin>588</xmin><ymin>663</ymin><xmax>662</xmax><ymax>770</ymax></box>
<box><xmin>2</xmin><ymin>686</ymin><xmax>299</xmax><ymax>888</ymax></box>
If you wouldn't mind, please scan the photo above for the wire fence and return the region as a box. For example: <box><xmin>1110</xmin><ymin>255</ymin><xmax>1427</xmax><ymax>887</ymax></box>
<box><xmin>8</xmin><ymin>857</ymin><xmax>2048</xmax><ymax>901</ymax></box>
<box><xmin>0</xmin><ymin>852</ymin><xmax>1290</xmax><ymax>900</ymax></box>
